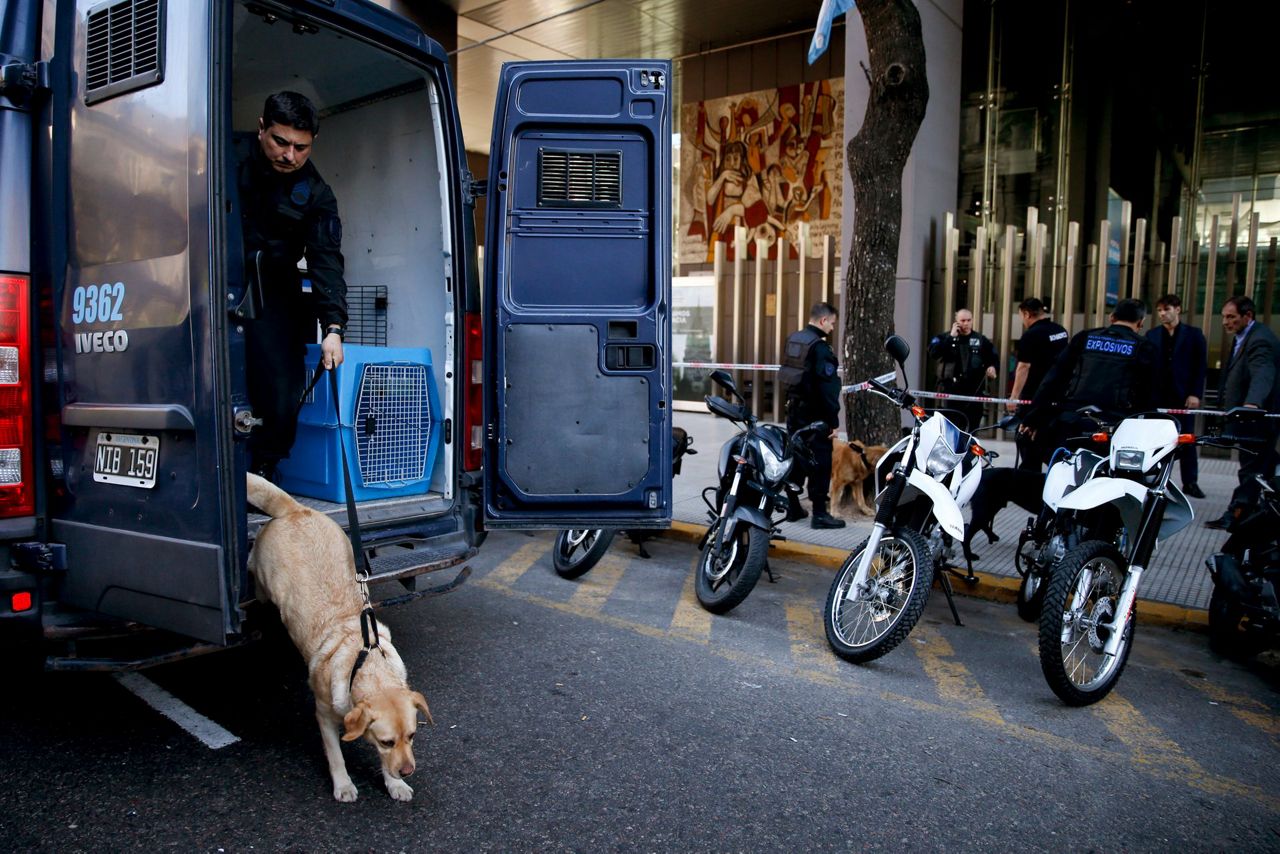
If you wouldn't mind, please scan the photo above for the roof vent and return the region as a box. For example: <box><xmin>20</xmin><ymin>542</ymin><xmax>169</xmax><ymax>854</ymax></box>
<box><xmin>85</xmin><ymin>0</ymin><xmax>165</xmax><ymax>105</ymax></box>
<box><xmin>538</xmin><ymin>149</ymin><xmax>622</xmax><ymax>208</ymax></box>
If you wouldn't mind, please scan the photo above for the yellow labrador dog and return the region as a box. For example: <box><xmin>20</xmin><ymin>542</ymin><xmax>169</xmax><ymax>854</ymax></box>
<box><xmin>247</xmin><ymin>473</ymin><xmax>433</xmax><ymax>802</ymax></box>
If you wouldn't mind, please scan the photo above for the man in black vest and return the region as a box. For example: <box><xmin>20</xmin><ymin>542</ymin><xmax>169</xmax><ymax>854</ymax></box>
<box><xmin>928</xmin><ymin>308</ymin><xmax>998</xmax><ymax>433</ymax></box>
<box><xmin>780</xmin><ymin>302</ymin><xmax>845</xmax><ymax>529</ymax></box>
<box><xmin>238</xmin><ymin>91</ymin><xmax>349</xmax><ymax>480</ymax></box>
<box><xmin>1021</xmin><ymin>298</ymin><xmax>1158</xmax><ymax>467</ymax></box>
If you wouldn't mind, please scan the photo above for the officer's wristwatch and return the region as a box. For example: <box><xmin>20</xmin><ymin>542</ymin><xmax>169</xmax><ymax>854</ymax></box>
<box><xmin>325</xmin><ymin>324</ymin><xmax>344</xmax><ymax>341</ymax></box>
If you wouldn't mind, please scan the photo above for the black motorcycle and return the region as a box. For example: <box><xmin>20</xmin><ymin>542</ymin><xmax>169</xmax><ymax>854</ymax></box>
<box><xmin>552</xmin><ymin>427</ymin><xmax>696</xmax><ymax>579</ymax></box>
<box><xmin>695</xmin><ymin>370</ymin><xmax>827</xmax><ymax>614</ymax></box>
<box><xmin>1205</xmin><ymin>411</ymin><xmax>1280</xmax><ymax>659</ymax></box>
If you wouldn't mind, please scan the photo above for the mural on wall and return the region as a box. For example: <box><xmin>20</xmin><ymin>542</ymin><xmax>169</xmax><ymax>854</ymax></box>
<box><xmin>679</xmin><ymin>79</ymin><xmax>844</xmax><ymax>264</ymax></box>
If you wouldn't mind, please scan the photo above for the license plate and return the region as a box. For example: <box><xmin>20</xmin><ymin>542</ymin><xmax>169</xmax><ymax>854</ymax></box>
<box><xmin>93</xmin><ymin>432</ymin><xmax>159</xmax><ymax>489</ymax></box>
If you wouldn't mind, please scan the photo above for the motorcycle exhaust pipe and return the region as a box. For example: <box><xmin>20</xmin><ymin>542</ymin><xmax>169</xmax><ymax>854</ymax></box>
<box><xmin>1206</xmin><ymin>554</ymin><xmax>1246</xmax><ymax>599</ymax></box>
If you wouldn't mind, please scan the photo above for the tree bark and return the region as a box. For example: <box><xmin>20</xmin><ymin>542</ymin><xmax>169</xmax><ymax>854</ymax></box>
<box><xmin>842</xmin><ymin>0</ymin><xmax>929</xmax><ymax>444</ymax></box>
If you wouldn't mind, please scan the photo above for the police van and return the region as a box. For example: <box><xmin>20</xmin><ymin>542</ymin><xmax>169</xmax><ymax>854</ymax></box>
<box><xmin>0</xmin><ymin>0</ymin><xmax>672</xmax><ymax>667</ymax></box>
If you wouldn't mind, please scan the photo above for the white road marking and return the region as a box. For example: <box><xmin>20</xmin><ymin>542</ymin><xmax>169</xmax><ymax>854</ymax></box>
<box><xmin>114</xmin><ymin>673</ymin><xmax>240</xmax><ymax>750</ymax></box>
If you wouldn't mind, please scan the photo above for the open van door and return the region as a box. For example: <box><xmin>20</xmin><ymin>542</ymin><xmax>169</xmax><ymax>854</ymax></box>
<box><xmin>48</xmin><ymin>0</ymin><xmax>244</xmax><ymax>645</ymax></box>
<box><xmin>484</xmin><ymin>61</ymin><xmax>673</xmax><ymax>529</ymax></box>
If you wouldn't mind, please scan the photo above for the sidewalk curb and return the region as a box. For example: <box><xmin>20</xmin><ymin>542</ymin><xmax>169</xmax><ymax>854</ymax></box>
<box><xmin>665</xmin><ymin>521</ymin><xmax>1209</xmax><ymax>632</ymax></box>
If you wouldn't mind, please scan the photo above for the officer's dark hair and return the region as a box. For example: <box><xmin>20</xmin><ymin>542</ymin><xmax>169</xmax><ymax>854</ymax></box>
<box><xmin>1155</xmin><ymin>293</ymin><xmax>1181</xmax><ymax>310</ymax></box>
<box><xmin>1018</xmin><ymin>297</ymin><xmax>1050</xmax><ymax>314</ymax></box>
<box><xmin>809</xmin><ymin>302</ymin><xmax>837</xmax><ymax>322</ymax></box>
<box><xmin>1225</xmin><ymin>295</ymin><xmax>1257</xmax><ymax>319</ymax></box>
<box><xmin>262</xmin><ymin>91</ymin><xmax>320</xmax><ymax>136</ymax></box>
<box><xmin>1111</xmin><ymin>298</ymin><xmax>1147</xmax><ymax>324</ymax></box>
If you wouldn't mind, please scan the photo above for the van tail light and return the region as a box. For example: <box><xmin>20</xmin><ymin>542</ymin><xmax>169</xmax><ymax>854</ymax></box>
<box><xmin>0</xmin><ymin>275</ymin><xmax>33</xmax><ymax>517</ymax></box>
<box><xmin>462</xmin><ymin>312</ymin><xmax>484</xmax><ymax>472</ymax></box>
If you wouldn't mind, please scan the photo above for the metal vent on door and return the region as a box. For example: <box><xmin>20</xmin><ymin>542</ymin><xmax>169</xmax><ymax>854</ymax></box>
<box><xmin>538</xmin><ymin>149</ymin><xmax>622</xmax><ymax>208</ymax></box>
<box><xmin>85</xmin><ymin>0</ymin><xmax>165</xmax><ymax>105</ymax></box>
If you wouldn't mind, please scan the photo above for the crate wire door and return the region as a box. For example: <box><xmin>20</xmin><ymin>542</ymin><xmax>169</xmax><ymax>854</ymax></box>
<box><xmin>353</xmin><ymin>362</ymin><xmax>431</xmax><ymax>486</ymax></box>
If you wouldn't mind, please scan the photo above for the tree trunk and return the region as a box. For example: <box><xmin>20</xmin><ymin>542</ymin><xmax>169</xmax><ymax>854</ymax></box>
<box><xmin>842</xmin><ymin>0</ymin><xmax>929</xmax><ymax>445</ymax></box>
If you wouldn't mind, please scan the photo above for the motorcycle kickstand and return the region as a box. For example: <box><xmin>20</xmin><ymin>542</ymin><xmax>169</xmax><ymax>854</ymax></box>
<box><xmin>764</xmin><ymin>558</ymin><xmax>778</xmax><ymax>584</ymax></box>
<box><xmin>935</xmin><ymin>568</ymin><xmax>963</xmax><ymax>626</ymax></box>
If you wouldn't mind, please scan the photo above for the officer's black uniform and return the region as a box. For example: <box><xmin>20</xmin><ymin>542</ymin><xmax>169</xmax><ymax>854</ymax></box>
<box><xmin>1012</xmin><ymin>317</ymin><xmax>1069</xmax><ymax>468</ymax></box>
<box><xmin>780</xmin><ymin>323</ymin><xmax>842</xmax><ymax>525</ymax></box>
<box><xmin>237</xmin><ymin>137</ymin><xmax>348</xmax><ymax>475</ymax></box>
<box><xmin>1023</xmin><ymin>323</ymin><xmax>1158</xmax><ymax>466</ymax></box>
<box><xmin>928</xmin><ymin>329</ymin><xmax>998</xmax><ymax>432</ymax></box>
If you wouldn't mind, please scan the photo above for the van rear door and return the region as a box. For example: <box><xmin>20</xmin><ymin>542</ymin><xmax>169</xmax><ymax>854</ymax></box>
<box><xmin>483</xmin><ymin>60</ymin><xmax>673</xmax><ymax>529</ymax></box>
<box><xmin>49</xmin><ymin>0</ymin><xmax>243</xmax><ymax>645</ymax></box>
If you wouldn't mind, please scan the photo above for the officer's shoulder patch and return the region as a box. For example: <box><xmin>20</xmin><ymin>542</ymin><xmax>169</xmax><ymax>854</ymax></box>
<box><xmin>822</xmin><ymin>361</ymin><xmax>837</xmax><ymax>377</ymax></box>
<box><xmin>291</xmin><ymin>180</ymin><xmax>311</xmax><ymax>206</ymax></box>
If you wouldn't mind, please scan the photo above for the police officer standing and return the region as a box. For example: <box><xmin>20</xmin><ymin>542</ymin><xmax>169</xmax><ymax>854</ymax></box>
<box><xmin>238</xmin><ymin>91</ymin><xmax>348</xmax><ymax>480</ymax></box>
<box><xmin>928</xmin><ymin>308</ymin><xmax>998</xmax><ymax>432</ymax></box>
<box><xmin>779</xmin><ymin>302</ymin><xmax>846</xmax><ymax>529</ymax></box>
<box><xmin>1022</xmin><ymin>298</ymin><xmax>1158</xmax><ymax>467</ymax></box>
<box><xmin>1006</xmin><ymin>298</ymin><xmax>1069</xmax><ymax>469</ymax></box>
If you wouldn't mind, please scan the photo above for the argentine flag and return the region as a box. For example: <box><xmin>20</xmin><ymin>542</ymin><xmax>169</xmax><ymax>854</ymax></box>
<box><xmin>807</xmin><ymin>0</ymin><xmax>855</xmax><ymax>64</ymax></box>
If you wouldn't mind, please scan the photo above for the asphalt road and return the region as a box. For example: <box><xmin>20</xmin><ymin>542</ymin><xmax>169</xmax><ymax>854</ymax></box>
<box><xmin>2</xmin><ymin>530</ymin><xmax>1278</xmax><ymax>852</ymax></box>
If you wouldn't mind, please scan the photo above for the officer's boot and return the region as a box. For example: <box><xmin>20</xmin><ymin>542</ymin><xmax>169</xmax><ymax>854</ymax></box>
<box><xmin>811</xmin><ymin>499</ymin><xmax>845</xmax><ymax>530</ymax></box>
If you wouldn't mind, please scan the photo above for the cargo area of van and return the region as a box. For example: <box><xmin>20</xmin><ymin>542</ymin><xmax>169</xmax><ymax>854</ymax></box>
<box><xmin>231</xmin><ymin>3</ymin><xmax>458</xmax><ymax>531</ymax></box>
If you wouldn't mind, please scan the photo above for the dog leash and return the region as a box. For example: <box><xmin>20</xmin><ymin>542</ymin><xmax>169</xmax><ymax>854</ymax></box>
<box><xmin>300</xmin><ymin>362</ymin><xmax>385</xmax><ymax>690</ymax></box>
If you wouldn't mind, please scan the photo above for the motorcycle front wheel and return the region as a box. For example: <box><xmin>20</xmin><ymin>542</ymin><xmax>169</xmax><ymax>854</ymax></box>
<box><xmin>552</xmin><ymin>529</ymin><xmax>616</xmax><ymax>579</ymax></box>
<box><xmin>824</xmin><ymin>527</ymin><xmax>933</xmax><ymax>663</ymax></box>
<box><xmin>1038</xmin><ymin>540</ymin><xmax>1134</xmax><ymax>706</ymax></box>
<box><xmin>695</xmin><ymin>518</ymin><xmax>769</xmax><ymax>614</ymax></box>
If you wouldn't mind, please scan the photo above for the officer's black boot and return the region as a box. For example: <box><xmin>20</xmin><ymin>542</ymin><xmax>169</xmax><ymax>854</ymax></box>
<box><xmin>785</xmin><ymin>487</ymin><xmax>809</xmax><ymax>522</ymax></box>
<box><xmin>811</xmin><ymin>499</ymin><xmax>845</xmax><ymax>530</ymax></box>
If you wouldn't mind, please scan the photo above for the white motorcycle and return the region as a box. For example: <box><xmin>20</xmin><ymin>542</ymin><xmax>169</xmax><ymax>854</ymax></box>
<box><xmin>824</xmin><ymin>335</ymin><xmax>994</xmax><ymax>663</ymax></box>
<box><xmin>1037</xmin><ymin>413</ymin><xmax>1196</xmax><ymax>705</ymax></box>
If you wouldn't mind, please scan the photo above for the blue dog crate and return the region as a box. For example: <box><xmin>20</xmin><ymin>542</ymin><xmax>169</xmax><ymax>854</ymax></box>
<box><xmin>277</xmin><ymin>344</ymin><xmax>442</xmax><ymax>503</ymax></box>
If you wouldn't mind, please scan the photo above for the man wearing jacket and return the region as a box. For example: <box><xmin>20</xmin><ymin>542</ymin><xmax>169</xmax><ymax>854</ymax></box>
<box><xmin>780</xmin><ymin>302</ymin><xmax>846</xmax><ymax>529</ymax></box>
<box><xmin>1206</xmin><ymin>296</ymin><xmax>1280</xmax><ymax>529</ymax></box>
<box><xmin>928</xmin><ymin>308</ymin><xmax>998</xmax><ymax>433</ymax></box>
<box><xmin>1147</xmin><ymin>294</ymin><xmax>1208</xmax><ymax>498</ymax></box>
<box><xmin>238</xmin><ymin>91</ymin><xmax>348</xmax><ymax>480</ymax></box>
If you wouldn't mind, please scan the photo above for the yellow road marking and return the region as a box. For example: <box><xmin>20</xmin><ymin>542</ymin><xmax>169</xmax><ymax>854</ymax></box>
<box><xmin>483</xmin><ymin>540</ymin><xmax>547</xmax><ymax>587</ymax></box>
<box><xmin>474</xmin><ymin>555</ymin><xmax>1279</xmax><ymax>813</ymax></box>
<box><xmin>669</xmin><ymin>554</ymin><xmax>711</xmax><ymax>643</ymax></box>
<box><xmin>912</xmin><ymin>623</ymin><xmax>1005</xmax><ymax>725</ymax></box>
<box><xmin>785</xmin><ymin>602</ymin><xmax>839</xmax><ymax>673</ymax></box>
<box><xmin>1092</xmin><ymin>691</ymin><xmax>1223</xmax><ymax>785</ymax></box>
<box><xmin>567</xmin><ymin>553</ymin><xmax>627</xmax><ymax>612</ymax></box>
<box><xmin>1141</xmin><ymin>647</ymin><xmax>1280</xmax><ymax>742</ymax></box>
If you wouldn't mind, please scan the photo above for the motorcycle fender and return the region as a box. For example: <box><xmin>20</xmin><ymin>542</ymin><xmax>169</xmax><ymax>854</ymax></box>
<box><xmin>905</xmin><ymin>468</ymin><xmax>965</xmax><ymax>540</ymax></box>
<box><xmin>1054</xmin><ymin>476</ymin><xmax>1147</xmax><ymax>513</ymax></box>
<box><xmin>729</xmin><ymin>504</ymin><xmax>772</xmax><ymax>532</ymax></box>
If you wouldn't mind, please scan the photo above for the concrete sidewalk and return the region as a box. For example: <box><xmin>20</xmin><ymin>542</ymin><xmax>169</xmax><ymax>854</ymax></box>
<box><xmin>670</xmin><ymin>409</ymin><xmax>1242</xmax><ymax>620</ymax></box>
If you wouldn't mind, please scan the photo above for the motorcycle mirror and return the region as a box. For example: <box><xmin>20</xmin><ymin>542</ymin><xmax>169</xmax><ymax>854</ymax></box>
<box><xmin>710</xmin><ymin>369</ymin><xmax>735</xmax><ymax>393</ymax></box>
<box><xmin>883</xmin><ymin>334</ymin><xmax>910</xmax><ymax>368</ymax></box>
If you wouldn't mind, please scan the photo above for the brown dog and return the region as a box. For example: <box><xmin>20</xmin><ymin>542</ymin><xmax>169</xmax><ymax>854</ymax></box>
<box><xmin>829</xmin><ymin>439</ymin><xmax>889</xmax><ymax>516</ymax></box>
<box><xmin>247</xmin><ymin>473</ymin><xmax>433</xmax><ymax>802</ymax></box>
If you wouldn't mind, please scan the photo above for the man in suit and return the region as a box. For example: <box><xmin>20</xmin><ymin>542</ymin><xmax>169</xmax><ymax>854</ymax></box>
<box><xmin>1147</xmin><ymin>294</ymin><xmax>1207</xmax><ymax>498</ymax></box>
<box><xmin>1206</xmin><ymin>295</ymin><xmax>1280</xmax><ymax>529</ymax></box>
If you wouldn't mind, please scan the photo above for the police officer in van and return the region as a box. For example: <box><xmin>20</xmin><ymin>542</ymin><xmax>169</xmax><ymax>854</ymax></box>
<box><xmin>928</xmin><ymin>308</ymin><xmax>998</xmax><ymax>433</ymax></box>
<box><xmin>780</xmin><ymin>302</ymin><xmax>846</xmax><ymax>529</ymax></box>
<box><xmin>1021</xmin><ymin>297</ymin><xmax>1159</xmax><ymax>467</ymax></box>
<box><xmin>238</xmin><ymin>91</ymin><xmax>348</xmax><ymax>480</ymax></box>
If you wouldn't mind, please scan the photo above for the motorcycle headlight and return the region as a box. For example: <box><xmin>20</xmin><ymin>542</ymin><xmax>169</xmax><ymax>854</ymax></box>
<box><xmin>925</xmin><ymin>438</ymin><xmax>964</xmax><ymax>478</ymax></box>
<box><xmin>758</xmin><ymin>440</ymin><xmax>793</xmax><ymax>484</ymax></box>
<box><xmin>1114</xmin><ymin>449</ymin><xmax>1145</xmax><ymax>471</ymax></box>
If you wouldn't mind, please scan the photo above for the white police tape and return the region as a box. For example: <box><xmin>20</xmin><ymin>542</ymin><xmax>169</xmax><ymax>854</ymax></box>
<box><xmin>678</xmin><ymin>360</ymin><xmax>1280</xmax><ymax>419</ymax></box>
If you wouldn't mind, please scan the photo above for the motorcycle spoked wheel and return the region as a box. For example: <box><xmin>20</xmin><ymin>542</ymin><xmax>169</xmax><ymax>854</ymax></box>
<box><xmin>695</xmin><ymin>518</ymin><xmax>769</xmax><ymax>614</ymax></box>
<box><xmin>552</xmin><ymin>529</ymin><xmax>616</xmax><ymax>579</ymax></box>
<box><xmin>823</xmin><ymin>527</ymin><xmax>934</xmax><ymax>664</ymax></box>
<box><xmin>1207</xmin><ymin>586</ymin><xmax>1267</xmax><ymax>661</ymax></box>
<box><xmin>1038</xmin><ymin>540</ymin><xmax>1135</xmax><ymax>706</ymax></box>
